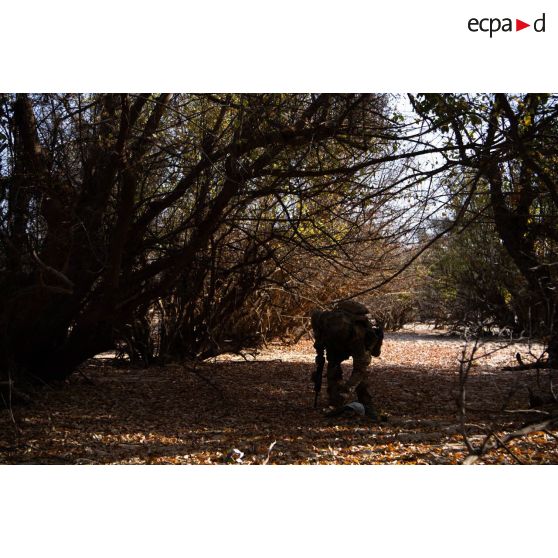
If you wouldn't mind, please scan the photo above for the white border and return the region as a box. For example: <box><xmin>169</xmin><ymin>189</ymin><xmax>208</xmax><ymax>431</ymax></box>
<box><xmin>2</xmin><ymin>466</ymin><xmax>557</xmax><ymax>557</ymax></box>
<box><xmin>1</xmin><ymin>1</ymin><xmax>556</xmax><ymax>91</ymax></box>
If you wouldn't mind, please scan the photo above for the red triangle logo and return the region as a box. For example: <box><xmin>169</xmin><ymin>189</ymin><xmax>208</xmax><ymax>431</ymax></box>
<box><xmin>516</xmin><ymin>19</ymin><xmax>530</xmax><ymax>31</ymax></box>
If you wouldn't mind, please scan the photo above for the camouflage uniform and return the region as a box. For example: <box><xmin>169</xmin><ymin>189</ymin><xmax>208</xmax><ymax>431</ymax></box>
<box><xmin>311</xmin><ymin>301</ymin><xmax>383</xmax><ymax>416</ymax></box>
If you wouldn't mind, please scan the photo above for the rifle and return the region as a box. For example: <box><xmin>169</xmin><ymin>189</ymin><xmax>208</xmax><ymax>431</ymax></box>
<box><xmin>313</xmin><ymin>352</ymin><xmax>326</xmax><ymax>408</ymax></box>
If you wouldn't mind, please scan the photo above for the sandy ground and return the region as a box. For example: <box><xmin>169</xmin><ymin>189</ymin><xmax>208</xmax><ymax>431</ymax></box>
<box><xmin>1</xmin><ymin>327</ymin><xmax>556</xmax><ymax>464</ymax></box>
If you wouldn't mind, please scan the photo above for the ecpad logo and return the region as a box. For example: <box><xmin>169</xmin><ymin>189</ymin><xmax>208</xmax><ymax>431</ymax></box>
<box><xmin>468</xmin><ymin>13</ymin><xmax>546</xmax><ymax>37</ymax></box>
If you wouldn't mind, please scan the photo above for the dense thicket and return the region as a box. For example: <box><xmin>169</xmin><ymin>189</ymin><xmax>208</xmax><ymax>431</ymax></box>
<box><xmin>1</xmin><ymin>93</ymin><xmax>415</xmax><ymax>384</ymax></box>
<box><xmin>413</xmin><ymin>94</ymin><xmax>558</xmax><ymax>362</ymax></box>
<box><xmin>420</xmin><ymin>212</ymin><xmax>532</xmax><ymax>334</ymax></box>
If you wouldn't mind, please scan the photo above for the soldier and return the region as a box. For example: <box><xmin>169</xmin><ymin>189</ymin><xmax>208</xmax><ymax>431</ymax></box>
<box><xmin>311</xmin><ymin>300</ymin><xmax>383</xmax><ymax>419</ymax></box>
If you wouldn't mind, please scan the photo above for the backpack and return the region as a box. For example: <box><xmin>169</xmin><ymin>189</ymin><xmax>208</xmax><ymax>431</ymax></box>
<box><xmin>312</xmin><ymin>303</ymin><xmax>383</xmax><ymax>357</ymax></box>
<box><xmin>311</xmin><ymin>309</ymin><xmax>355</xmax><ymax>354</ymax></box>
<box><xmin>333</xmin><ymin>300</ymin><xmax>369</xmax><ymax>316</ymax></box>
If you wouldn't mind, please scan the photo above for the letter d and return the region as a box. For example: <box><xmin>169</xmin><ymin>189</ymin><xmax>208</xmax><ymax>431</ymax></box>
<box><xmin>534</xmin><ymin>13</ymin><xmax>545</xmax><ymax>32</ymax></box>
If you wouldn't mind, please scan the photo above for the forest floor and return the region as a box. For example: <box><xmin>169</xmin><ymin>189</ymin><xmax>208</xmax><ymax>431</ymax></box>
<box><xmin>1</xmin><ymin>325</ymin><xmax>557</xmax><ymax>464</ymax></box>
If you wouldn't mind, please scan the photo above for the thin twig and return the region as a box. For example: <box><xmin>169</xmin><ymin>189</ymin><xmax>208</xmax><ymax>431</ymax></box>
<box><xmin>492</xmin><ymin>433</ymin><xmax>525</xmax><ymax>464</ymax></box>
<box><xmin>463</xmin><ymin>415</ymin><xmax>558</xmax><ymax>464</ymax></box>
<box><xmin>262</xmin><ymin>440</ymin><xmax>277</xmax><ymax>465</ymax></box>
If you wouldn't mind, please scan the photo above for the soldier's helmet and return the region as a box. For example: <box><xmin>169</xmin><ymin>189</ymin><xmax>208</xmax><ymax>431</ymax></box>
<box><xmin>367</xmin><ymin>326</ymin><xmax>384</xmax><ymax>357</ymax></box>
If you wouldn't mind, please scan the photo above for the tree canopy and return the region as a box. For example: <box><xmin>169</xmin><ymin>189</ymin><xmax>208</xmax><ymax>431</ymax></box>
<box><xmin>1</xmin><ymin>93</ymin><xmax>558</xmax><ymax>389</ymax></box>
